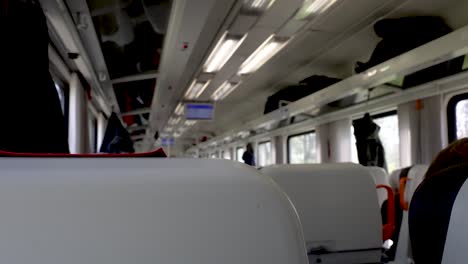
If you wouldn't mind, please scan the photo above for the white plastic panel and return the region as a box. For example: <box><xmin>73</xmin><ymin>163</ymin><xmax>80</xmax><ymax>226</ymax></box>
<box><xmin>395</xmin><ymin>165</ymin><xmax>429</xmax><ymax>264</ymax></box>
<box><xmin>405</xmin><ymin>165</ymin><xmax>429</xmax><ymax>206</ymax></box>
<box><xmin>0</xmin><ymin>158</ymin><xmax>307</xmax><ymax>264</ymax></box>
<box><xmin>229</xmin><ymin>14</ymin><xmax>258</xmax><ymax>36</ymax></box>
<box><xmin>262</xmin><ymin>163</ymin><xmax>381</xmax><ymax>260</ymax></box>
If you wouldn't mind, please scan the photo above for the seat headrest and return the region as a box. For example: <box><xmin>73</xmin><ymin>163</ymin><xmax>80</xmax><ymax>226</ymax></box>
<box><xmin>403</xmin><ymin>165</ymin><xmax>429</xmax><ymax>205</ymax></box>
<box><xmin>262</xmin><ymin>164</ymin><xmax>382</xmax><ymax>254</ymax></box>
<box><xmin>409</xmin><ymin>164</ymin><xmax>468</xmax><ymax>264</ymax></box>
<box><xmin>367</xmin><ymin>166</ymin><xmax>390</xmax><ymax>185</ymax></box>
<box><xmin>367</xmin><ymin>167</ymin><xmax>390</xmax><ymax>207</ymax></box>
<box><xmin>389</xmin><ymin>168</ymin><xmax>404</xmax><ymax>190</ymax></box>
<box><xmin>0</xmin><ymin>158</ymin><xmax>307</xmax><ymax>264</ymax></box>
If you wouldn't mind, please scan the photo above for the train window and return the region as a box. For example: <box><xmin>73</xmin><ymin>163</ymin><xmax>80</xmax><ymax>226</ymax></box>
<box><xmin>351</xmin><ymin>111</ymin><xmax>400</xmax><ymax>173</ymax></box>
<box><xmin>258</xmin><ymin>141</ymin><xmax>273</xmax><ymax>167</ymax></box>
<box><xmin>211</xmin><ymin>152</ymin><xmax>218</xmax><ymax>159</ymax></box>
<box><xmin>448</xmin><ymin>94</ymin><xmax>468</xmax><ymax>142</ymax></box>
<box><xmin>287</xmin><ymin>131</ymin><xmax>317</xmax><ymax>164</ymax></box>
<box><xmin>223</xmin><ymin>150</ymin><xmax>231</xmax><ymax>160</ymax></box>
<box><xmin>351</xmin><ymin>125</ymin><xmax>359</xmax><ymax>164</ymax></box>
<box><xmin>88</xmin><ymin>116</ymin><xmax>98</xmax><ymax>153</ymax></box>
<box><xmin>236</xmin><ymin>147</ymin><xmax>245</xmax><ymax>161</ymax></box>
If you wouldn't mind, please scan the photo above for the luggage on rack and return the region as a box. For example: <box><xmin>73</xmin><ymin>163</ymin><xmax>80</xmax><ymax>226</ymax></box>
<box><xmin>355</xmin><ymin>16</ymin><xmax>464</xmax><ymax>88</ymax></box>
<box><xmin>264</xmin><ymin>75</ymin><xmax>341</xmax><ymax>114</ymax></box>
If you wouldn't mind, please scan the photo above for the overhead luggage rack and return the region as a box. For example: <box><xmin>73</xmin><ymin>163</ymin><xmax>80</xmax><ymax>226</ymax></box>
<box><xmin>191</xmin><ymin>23</ymin><xmax>468</xmax><ymax>151</ymax></box>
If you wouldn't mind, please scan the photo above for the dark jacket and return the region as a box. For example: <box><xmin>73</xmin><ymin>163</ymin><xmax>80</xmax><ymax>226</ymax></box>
<box><xmin>100</xmin><ymin>113</ymin><xmax>134</xmax><ymax>154</ymax></box>
<box><xmin>242</xmin><ymin>151</ymin><xmax>255</xmax><ymax>166</ymax></box>
<box><xmin>353</xmin><ymin>114</ymin><xmax>386</xmax><ymax>169</ymax></box>
<box><xmin>0</xmin><ymin>0</ymin><xmax>69</xmax><ymax>153</ymax></box>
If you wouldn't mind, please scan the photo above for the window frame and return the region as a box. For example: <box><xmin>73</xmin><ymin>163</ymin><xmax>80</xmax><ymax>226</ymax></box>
<box><xmin>287</xmin><ymin>130</ymin><xmax>316</xmax><ymax>164</ymax></box>
<box><xmin>447</xmin><ymin>93</ymin><xmax>468</xmax><ymax>143</ymax></box>
<box><xmin>257</xmin><ymin>140</ymin><xmax>273</xmax><ymax>167</ymax></box>
<box><xmin>236</xmin><ymin>146</ymin><xmax>245</xmax><ymax>161</ymax></box>
<box><xmin>370</xmin><ymin>110</ymin><xmax>398</xmax><ymax>121</ymax></box>
<box><xmin>222</xmin><ymin>149</ymin><xmax>232</xmax><ymax>160</ymax></box>
<box><xmin>351</xmin><ymin>109</ymin><xmax>400</xmax><ymax>170</ymax></box>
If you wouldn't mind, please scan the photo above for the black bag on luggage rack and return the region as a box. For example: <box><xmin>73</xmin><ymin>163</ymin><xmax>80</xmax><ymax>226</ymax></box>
<box><xmin>264</xmin><ymin>75</ymin><xmax>341</xmax><ymax>114</ymax></box>
<box><xmin>355</xmin><ymin>16</ymin><xmax>464</xmax><ymax>88</ymax></box>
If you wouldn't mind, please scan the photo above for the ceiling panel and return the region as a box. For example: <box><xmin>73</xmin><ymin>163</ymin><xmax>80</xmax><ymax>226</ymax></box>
<box><xmin>255</xmin><ymin>0</ymin><xmax>303</xmax><ymax>29</ymax></box>
<box><xmin>149</xmin><ymin>0</ymin><xmax>238</xmax><ymax>134</ymax></box>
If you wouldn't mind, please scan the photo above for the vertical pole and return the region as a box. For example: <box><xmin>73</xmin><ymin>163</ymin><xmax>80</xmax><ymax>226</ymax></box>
<box><xmin>68</xmin><ymin>73</ymin><xmax>89</xmax><ymax>154</ymax></box>
<box><xmin>97</xmin><ymin>113</ymin><xmax>107</xmax><ymax>152</ymax></box>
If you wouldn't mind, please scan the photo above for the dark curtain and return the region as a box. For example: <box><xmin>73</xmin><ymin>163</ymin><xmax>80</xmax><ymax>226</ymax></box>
<box><xmin>0</xmin><ymin>0</ymin><xmax>69</xmax><ymax>153</ymax></box>
<box><xmin>353</xmin><ymin>113</ymin><xmax>386</xmax><ymax>169</ymax></box>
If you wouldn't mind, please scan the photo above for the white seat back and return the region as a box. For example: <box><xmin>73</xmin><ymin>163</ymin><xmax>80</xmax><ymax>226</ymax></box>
<box><xmin>404</xmin><ymin>165</ymin><xmax>429</xmax><ymax>205</ymax></box>
<box><xmin>367</xmin><ymin>167</ymin><xmax>390</xmax><ymax>207</ymax></box>
<box><xmin>262</xmin><ymin>164</ymin><xmax>382</xmax><ymax>264</ymax></box>
<box><xmin>389</xmin><ymin>168</ymin><xmax>403</xmax><ymax>191</ymax></box>
<box><xmin>408</xmin><ymin>164</ymin><xmax>468</xmax><ymax>263</ymax></box>
<box><xmin>0</xmin><ymin>158</ymin><xmax>308</xmax><ymax>264</ymax></box>
<box><xmin>442</xmin><ymin>177</ymin><xmax>468</xmax><ymax>264</ymax></box>
<box><xmin>395</xmin><ymin>165</ymin><xmax>429</xmax><ymax>263</ymax></box>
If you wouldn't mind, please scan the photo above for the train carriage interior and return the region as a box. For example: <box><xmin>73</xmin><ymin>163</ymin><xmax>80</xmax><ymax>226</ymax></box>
<box><xmin>3</xmin><ymin>0</ymin><xmax>468</xmax><ymax>263</ymax></box>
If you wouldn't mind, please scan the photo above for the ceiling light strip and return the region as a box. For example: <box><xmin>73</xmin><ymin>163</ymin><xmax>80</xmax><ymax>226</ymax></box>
<box><xmin>211</xmin><ymin>81</ymin><xmax>241</xmax><ymax>101</ymax></box>
<box><xmin>296</xmin><ymin>0</ymin><xmax>338</xmax><ymax>20</ymax></box>
<box><xmin>185</xmin><ymin>80</ymin><xmax>212</xmax><ymax>100</ymax></box>
<box><xmin>175</xmin><ymin>103</ymin><xmax>184</xmax><ymax>115</ymax></box>
<box><xmin>204</xmin><ymin>32</ymin><xmax>247</xmax><ymax>73</ymax></box>
<box><xmin>238</xmin><ymin>35</ymin><xmax>290</xmax><ymax>75</ymax></box>
<box><xmin>243</xmin><ymin>0</ymin><xmax>276</xmax><ymax>12</ymax></box>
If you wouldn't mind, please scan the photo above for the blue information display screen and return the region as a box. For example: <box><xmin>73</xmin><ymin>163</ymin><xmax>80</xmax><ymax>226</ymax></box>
<box><xmin>161</xmin><ymin>138</ymin><xmax>175</xmax><ymax>146</ymax></box>
<box><xmin>185</xmin><ymin>103</ymin><xmax>214</xmax><ymax>120</ymax></box>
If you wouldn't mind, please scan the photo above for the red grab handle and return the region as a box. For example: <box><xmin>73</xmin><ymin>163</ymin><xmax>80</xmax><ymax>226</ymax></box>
<box><xmin>377</xmin><ymin>184</ymin><xmax>396</xmax><ymax>241</ymax></box>
<box><xmin>399</xmin><ymin>178</ymin><xmax>409</xmax><ymax>211</ymax></box>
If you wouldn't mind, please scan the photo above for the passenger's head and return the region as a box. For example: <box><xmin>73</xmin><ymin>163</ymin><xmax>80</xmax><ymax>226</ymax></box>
<box><xmin>425</xmin><ymin>138</ymin><xmax>468</xmax><ymax>179</ymax></box>
<box><xmin>246</xmin><ymin>143</ymin><xmax>253</xmax><ymax>152</ymax></box>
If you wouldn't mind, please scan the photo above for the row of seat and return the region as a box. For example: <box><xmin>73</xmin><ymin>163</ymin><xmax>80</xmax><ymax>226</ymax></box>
<box><xmin>410</xmin><ymin>163</ymin><xmax>468</xmax><ymax>263</ymax></box>
<box><xmin>0</xmin><ymin>157</ymin><xmax>464</xmax><ymax>263</ymax></box>
<box><xmin>261</xmin><ymin>162</ymin><xmax>468</xmax><ymax>264</ymax></box>
<box><xmin>0</xmin><ymin>158</ymin><xmax>308</xmax><ymax>264</ymax></box>
<box><xmin>260</xmin><ymin>163</ymin><xmax>432</xmax><ymax>263</ymax></box>
<box><xmin>0</xmin><ymin>158</ymin><xmax>391</xmax><ymax>264</ymax></box>
<box><xmin>363</xmin><ymin>165</ymin><xmax>429</xmax><ymax>263</ymax></box>
<box><xmin>262</xmin><ymin>164</ymin><xmax>383</xmax><ymax>264</ymax></box>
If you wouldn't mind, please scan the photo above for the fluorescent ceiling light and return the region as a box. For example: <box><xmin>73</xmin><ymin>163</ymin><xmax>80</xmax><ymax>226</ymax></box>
<box><xmin>295</xmin><ymin>0</ymin><xmax>338</xmax><ymax>20</ymax></box>
<box><xmin>175</xmin><ymin>103</ymin><xmax>184</xmax><ymax>115</ymax></box>
<box><xmin>211</xmin><ymin>81</ymin><xmax>240</xmax><ymax>101</ymax></box>
<box><xmin>243</xmin><ymin>0</ymin><xmax>276</xmax><ymax>12</ymax></box>
<box><xmin>185</xmin><ymin>80</ymin><xmax>211</xmax><ymax>100</ymax></box>
<box><xmin>169</xmin><ymin>117</ymin><xmax>181</xmax><ymax>126</ymax></box>
<box><xmin>238</xmin><ymin>35</ymin><xmax>289</xmax><ymax>75</ymax></box>
<box><xmin>204</xmin><ymin>32</ymin><xmax>247</xmax><ymax>73</ymax></box>
<box><xmin>185</xmin><ymin>120</ymin><xmax>197</xmax><ymax>127</ymax></box>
